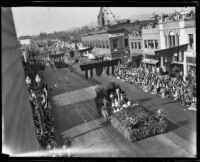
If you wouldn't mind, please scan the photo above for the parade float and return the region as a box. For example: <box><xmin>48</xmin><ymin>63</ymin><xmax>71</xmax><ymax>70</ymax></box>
<box><xmin>95</xmin><ymin>82</ymin><xmax>168</xmax><ymax>142</ymax></box>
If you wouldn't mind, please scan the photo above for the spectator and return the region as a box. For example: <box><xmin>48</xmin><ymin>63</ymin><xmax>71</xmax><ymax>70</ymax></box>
<box><xmin>114</xmin><ymin>65</ymin><xmax>196</xmax><ymax>110</ymax></box>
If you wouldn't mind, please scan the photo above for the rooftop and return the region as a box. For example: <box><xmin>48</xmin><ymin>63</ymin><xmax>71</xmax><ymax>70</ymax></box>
<box><xmin>158</xmin><ymin>9</ymin><xmax>195</xmax><ymax>24</ymax></box>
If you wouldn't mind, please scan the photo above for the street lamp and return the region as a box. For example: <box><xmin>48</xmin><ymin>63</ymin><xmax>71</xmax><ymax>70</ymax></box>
<box><xmin>35</xmin><ymin>74</ymin><xmax>41</xmax><ymax>86</ymax></box>
<box><xmin>26</xmin><ymin>76</ymin><xmax>31</xmax><ymax>87</ymax></box>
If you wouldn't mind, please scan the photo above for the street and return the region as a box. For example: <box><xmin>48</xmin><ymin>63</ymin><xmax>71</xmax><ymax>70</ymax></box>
<box><xmin>39</xmin><ymin>63</ymin><xmax>196</xmax><ymax>157</ymax></box>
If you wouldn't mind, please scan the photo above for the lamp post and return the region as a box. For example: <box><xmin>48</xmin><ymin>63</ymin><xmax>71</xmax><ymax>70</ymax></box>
<box><xmin>26</xmin><ymin>76</ymin><xmax>31</xmax><ymax>88</ymax></box>
<box><xmin>35</xmin><ymin>74</ymin><xmax>41</xmax><ymax>86</ymax></box>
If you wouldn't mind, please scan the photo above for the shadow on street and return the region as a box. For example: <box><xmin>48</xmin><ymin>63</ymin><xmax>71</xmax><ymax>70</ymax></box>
<box><xmin>166</xmin><ymin>120</ymin><xmax>189</xmax><ymax>132</ymax></box>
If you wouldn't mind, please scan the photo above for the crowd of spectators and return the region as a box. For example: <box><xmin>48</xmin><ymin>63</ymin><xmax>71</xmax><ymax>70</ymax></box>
<box><xmin>114</xmin><ymin>66</ymin><xmax>196</xmax><ymax>110</ymax></box>
<box><xmin>22</xmin><ymin>57</ymin><xmax>57</xmax><ymax>150</ymax></box>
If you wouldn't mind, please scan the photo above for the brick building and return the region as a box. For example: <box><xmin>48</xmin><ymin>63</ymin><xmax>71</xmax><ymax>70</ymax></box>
<box><xmin>81</xmin><ymin>20</ymin><xmax>154</xmax><ymax>64</ymax></box>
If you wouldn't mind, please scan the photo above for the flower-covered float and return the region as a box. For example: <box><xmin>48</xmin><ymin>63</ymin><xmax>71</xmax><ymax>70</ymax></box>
<box><xmin>95</xmin><ymin>82</ymin><xmax>168</xmax><ymax>142</ymax></box>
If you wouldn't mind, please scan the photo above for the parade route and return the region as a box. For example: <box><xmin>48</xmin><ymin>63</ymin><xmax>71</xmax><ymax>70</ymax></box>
<box><xmin>39</xmin><ymin>64</ymin><xmax>196</xmax><ymax>157</ymax></box>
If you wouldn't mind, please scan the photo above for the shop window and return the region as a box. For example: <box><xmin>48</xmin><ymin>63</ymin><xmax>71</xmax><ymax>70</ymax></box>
<box><xmin>188</xmin><ymin>34</ymin><xmax>194</xmax><ymax>49</ymax></box>
<box><xmin>178</xmin><ymin>51</ymin><xmax>183</xmax><ymax>62</ymax></box>
<box><xmin>138</xmin><ymin>42</ymin><xmax>141</xmax><ymax>49</ymax></box>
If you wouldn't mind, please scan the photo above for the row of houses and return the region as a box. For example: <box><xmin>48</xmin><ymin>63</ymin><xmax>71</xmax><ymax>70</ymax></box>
<box><xmin>81</xmin><ymin>10</ymin><xmax>196</xmax><ymax>80</ymax></box>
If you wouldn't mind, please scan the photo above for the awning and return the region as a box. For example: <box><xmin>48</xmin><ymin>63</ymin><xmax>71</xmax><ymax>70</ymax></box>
<box><xmin>79</xmin><ymin>47</ymin><xmax>93</xmax><ymax>52</ymax></box>
<box><xmin>141</xmin><ymin>58</ymin><xmax>159</xmax><ymax>65</ymax></box>
<box><xmin>155</xmin><ymin>44</ymin><xmax>188</xmax><ymax>57</ymax></box>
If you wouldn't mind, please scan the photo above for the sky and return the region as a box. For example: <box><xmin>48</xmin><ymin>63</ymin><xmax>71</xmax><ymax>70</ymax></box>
<box><xmin>12</xmin><ymin>7</ymin><xmax>194</xmax><ymax>37</ymax></box>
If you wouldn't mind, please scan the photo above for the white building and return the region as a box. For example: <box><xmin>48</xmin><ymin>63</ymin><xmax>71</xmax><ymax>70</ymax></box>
<box><xmin>19</xmin><ymin>36</ymin><xmax>31</xmax><ymax>45</ymax></box>
<box><xmin>156</xmin><ymin>12</ymin><xmax>196</xmax><ymax>80</ymax></box>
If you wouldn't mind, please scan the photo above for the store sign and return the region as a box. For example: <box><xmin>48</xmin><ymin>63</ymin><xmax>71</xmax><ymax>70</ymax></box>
<box><xmin>108</xmin><ymin>33</ymin><xmax>124</xmax><ymax>38</ymax></box>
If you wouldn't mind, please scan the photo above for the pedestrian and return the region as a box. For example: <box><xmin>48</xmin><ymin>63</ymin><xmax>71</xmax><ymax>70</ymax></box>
<box><xmin>50</xmin><ymin>59</ymin><xmax>54</xmax><ymax>71</ymax></box>
<box><xmin>101</xmin><ymin>97</ymin><xmax>109</xmax><ymax>122</ymax></box>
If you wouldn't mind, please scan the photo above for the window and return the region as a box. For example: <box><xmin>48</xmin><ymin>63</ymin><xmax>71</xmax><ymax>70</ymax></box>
<box><xmin>98</xmin><ymin>40</ymin><xmax>101</xmax><ymax>48</ymax></box>
<box><xmin>138</xmin><ymin>42</ymin><xmax>141</xmax><ymax>49</ymax></box>
<box><xmin>131</xmin><ymin>42</ymin><xmax>134</xmax><ymax>49</ymax></box>
<box><xmin>124</xmin><ymin>39</ymin><xmax>129</xmax><ymax>47</ymax></box>
<box><xmin>155</xmin><ymin>40</ymin><xmax>158</xmax><ymax>49</ymax></box>
<box><xmin>113</xmin><ymin>39</ymin><xmax>119</xmax><ymax>49</ymax></box>
<box><xmin>176</xmin><ymin>34</ymin><xmax>179</xmax><ymax>46</ymax></box>
<box><xmin>96</xmin><ymin>41</ymin><xmax>99</xmax><ymax>48</ymax></box>
<box><xmin>144</xmin><ymin>40</ymin><xmax>147</xmax><ymax>48</ymax></box>
<box><xmin>188</xmin><ymin>34</ymin><xmax>194</xmax><ymax>49</ymax></box>
<box><xmin>169</xmin><ymin>32</ymin><xmax>175</xmax><ymax>47</ymax></box>
<box><xmin>148</xmin><ymin>40</ymin><xmax>154</xmax><ymax>49</ymax></box>
<box><xmin>134</xmin><ymin>42</ymin><xmax>137</xmax><ymax>49</ymax></box>
<box><xmin>102</xmin><ymin>41</ymin><xmax>105</xmax><ymax>48</ymax></box>
<box><xmin>172</xmin><ymin>35</ymin><xmax>175</xmax><ymax>47</ymax></box>
<box><xmin>178</xmin><ymin>51</ymin><xmax>183</xmax><ymax>62</ymax></box>
<box><xmin>106</xmin><ymin>40</ymin><xmax>109</xmax><ymax>48</ymax></box>
<box><xmin>165</xmin><ymin>36</ymin><xmax>167</xmax><ymax>47</ymax></box>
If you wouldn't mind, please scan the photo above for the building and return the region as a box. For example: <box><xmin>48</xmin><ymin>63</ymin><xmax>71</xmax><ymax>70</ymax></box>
<box><xmin>156</xmin><ymin>11</ymin><xmax>196</xmax><ymax>79</ymax></box>
<box><xmin>141</xmin><ymin>23</ymin><xmax>160</xmax><ymax>71</ymax></box>
<box><xmin>81</xmin><ymin>30</ymin><xmax>113</xmax><ymax>60</ymax></box>
<box><xmin>128</xmin><ymin>31</ymin><xmax>143</xmax><ymax>67</ymax></box>
<box><xmin>19</xmin><ymin>35</ymin><xmax>31</xmax><ymax>45</ymax></box>
<box><xmin>81</xmin><ymin>20</ymin><xmax>154</xmax><ymax>64</ymax></box>
<box><xmin>2</xmin><ymin>8</ymin><xmax>39</xmax><ymax>155</ymax></box>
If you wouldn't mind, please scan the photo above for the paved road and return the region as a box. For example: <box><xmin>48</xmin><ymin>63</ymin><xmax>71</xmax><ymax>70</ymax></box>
<box><xmin>73</xmin><ymin>63</ymin><xmax>196</xmax><ymax>135</ymax></box>
<box><xmin>39</xmin><ymin>63</ymin><xmax>196</xmax><ymax>157</ymax></box>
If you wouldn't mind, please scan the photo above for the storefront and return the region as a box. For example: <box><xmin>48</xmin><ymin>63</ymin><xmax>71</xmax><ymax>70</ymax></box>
<box><xmin>186</xmin><ymin>56</ymin><xmax>196</xmax><ymax>73</ymax></box>
<box><xmin>141</xmin><ymin>58</ymin><xmax>159</xmax><ymax>72</ymax></box>
<box><xmin>155</xmin><ymin>44</ymin><xmax>188</xmax><ymax>80</ymax></box>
